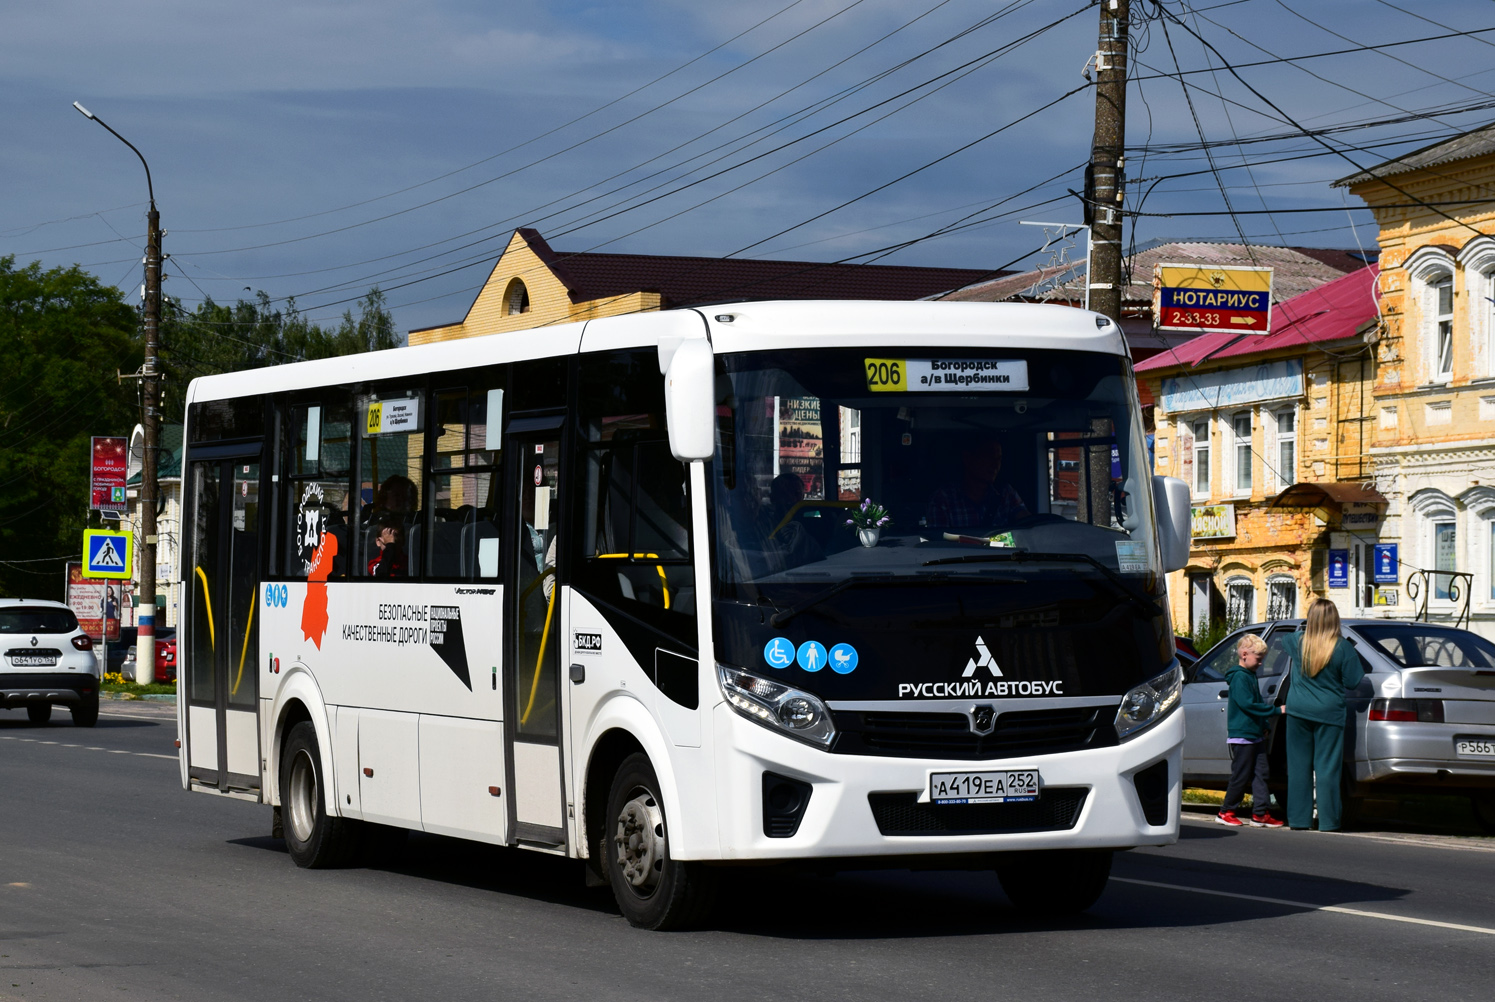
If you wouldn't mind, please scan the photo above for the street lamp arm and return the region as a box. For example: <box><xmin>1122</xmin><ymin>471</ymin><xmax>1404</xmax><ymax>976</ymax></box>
<box><xmin>73</xmin><ymin>101</ymin><xmax>154</xmax><ymax>207</ymax></box>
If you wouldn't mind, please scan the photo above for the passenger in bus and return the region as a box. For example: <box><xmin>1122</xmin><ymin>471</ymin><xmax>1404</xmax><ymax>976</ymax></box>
<box><xmin>366</xmin><ymin>517</ymin><xmax>407</xmax><ymax>578</ymax></box>
<box><xmin>366</xmin><ymin>475</ymin><xmax>419</xmax><ymax>522</ymax></box>
<box><xmin>925</xmin><ymin>439</ymin><xmax>1031</xmax><ymax>528</ymax></box>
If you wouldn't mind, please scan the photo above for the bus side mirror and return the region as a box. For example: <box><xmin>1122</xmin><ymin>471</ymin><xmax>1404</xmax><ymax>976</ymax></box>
<box><xmin>664</xmin><ymin>338</ymin><xmax>715</xmax><ymax>462</ymax></box>
<box><xmin>1153</xmin><ymin>475</ymin><xmax>1191</xmax><ymax>573</ymax></box>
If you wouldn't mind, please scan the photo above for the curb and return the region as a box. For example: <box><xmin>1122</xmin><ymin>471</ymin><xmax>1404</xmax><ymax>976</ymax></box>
<box><xmin>102</xmin><ymin>692</ymin><xmax>177</xmax><ymax>704</ymax></box>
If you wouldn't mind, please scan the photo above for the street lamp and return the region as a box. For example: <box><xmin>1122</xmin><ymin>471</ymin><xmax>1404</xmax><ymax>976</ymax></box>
<box><xmin>75</xmin><ymin>101</ymin><xmax>163</xmax><ymax>686</ymax></box>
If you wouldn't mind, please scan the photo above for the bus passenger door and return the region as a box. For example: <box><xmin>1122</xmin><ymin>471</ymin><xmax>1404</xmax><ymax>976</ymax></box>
<box><xmin>184</xmin><ymin>456</ymin><xmax>263</xmax><ymax>795</ymax></box>
<box><xmin>505</xmin><ymin>431</ymin><xmax>567</xmax><ymax>845</ymax></box>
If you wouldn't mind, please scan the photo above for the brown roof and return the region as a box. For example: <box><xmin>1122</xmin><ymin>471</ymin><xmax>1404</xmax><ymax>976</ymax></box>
<box><xmin>938</xmin><ymin>242</ymin><xmax>1372</xmax><ymax>307</ymax></box>
<box><xmin>1334</xmin><ymin>120</ymin><xmax>1495</xmax><ymax>187</ymax></box>
<box><xmin>519</xmin><ymin>228</ymin><xmax>1006</xmax><ymax>307</ymax></box>
<box><xmin>1270</xmin><ymin>481</ymin><xmax>1388</xmax><ymax>509</ymax></box>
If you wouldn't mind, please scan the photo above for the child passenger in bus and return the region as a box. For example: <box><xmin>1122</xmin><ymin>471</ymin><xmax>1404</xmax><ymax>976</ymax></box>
<box><xmin>1217</xmin><ymin>632</ymin><xmax>1287</xmax><ymax>828</ymax></box>
<box><xmin>367</xmin><ymin>518</ymin><xmax>406</xmax><ymax>578</ymax></box>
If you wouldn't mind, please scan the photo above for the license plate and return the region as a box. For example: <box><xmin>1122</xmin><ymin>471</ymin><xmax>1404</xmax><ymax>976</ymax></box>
<box><xmin>10</xmin><ymin>655</ymin><xmax>58</xmax><ymax>667</ymax></box>
<box><xmin>1455</xmin><ymin>738</ymin><xmax>1495</xmax><ymax>759</ymax></box>
<box><xmin>929</xmin><ymin>769</ymin><xmax>1040</xmax><ymax>805</ymax></box>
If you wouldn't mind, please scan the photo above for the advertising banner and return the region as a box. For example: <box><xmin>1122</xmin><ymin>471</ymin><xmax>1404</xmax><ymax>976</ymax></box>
<box><xmin>90</xmin><ymin>436</ymin><xmax>129</xmax><ymax>514</ymax></box>
<box><xmin>1328</xmin><ymin>549</ymin><xmax>1349</xmax><ymax>589</ymax></box>
<box><xmin>1190</xmin><ymin>503</ymin><xmax>1236</xmax><ymax>540</ymax></box>
<box><xmin>1372</xmin><ymin>543</ymin><xmax>1399</xmax><ymax>584</ymax></box>
<box><xmin>66</xmin><ymin>561</ymin><xmax>108</xmax><ymax>640</ymax></box>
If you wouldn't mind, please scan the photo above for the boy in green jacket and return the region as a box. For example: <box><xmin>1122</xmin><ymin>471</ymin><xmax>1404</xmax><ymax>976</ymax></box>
<box><xmin>1217</xmin><ymin>633</ymin><xmax>1286</xmax><ymax>828</ymax></box>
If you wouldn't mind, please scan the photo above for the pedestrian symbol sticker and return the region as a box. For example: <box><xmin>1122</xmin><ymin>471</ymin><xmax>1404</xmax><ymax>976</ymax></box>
<box><xmin>829</xmin><ymin>643</ymin><xmax>859</xmax><ymax>674</ymax></box>
<box><xmin>763</xmin><ymin>637</ymin><xmax>795</xmax><ymax>669</ymax></box>
<box><xmin>82</xmin><ymin>529</ymin><xmax>133</xmax><ymax>579</ymax></box>
<box><xmin>796</xmin><ymin>641</ymin><xmax>828</xmax><ymax>672</ymax></box>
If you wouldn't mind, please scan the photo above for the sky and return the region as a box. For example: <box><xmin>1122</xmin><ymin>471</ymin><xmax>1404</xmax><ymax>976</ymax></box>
<box><xmin>3</xmin><ymin>0</ymin><xmax>1494</xmax><ymax>338</ymax></box>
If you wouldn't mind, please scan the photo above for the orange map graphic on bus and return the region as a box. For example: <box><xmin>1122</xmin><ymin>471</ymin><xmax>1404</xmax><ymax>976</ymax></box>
<box><xmin>300</xmin><ymin>533</ymin><xmax>337</xmax><ymax>648</ymax></box>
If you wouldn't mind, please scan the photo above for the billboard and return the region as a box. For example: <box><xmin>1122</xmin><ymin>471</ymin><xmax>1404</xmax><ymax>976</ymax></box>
<box><xmin>66</xmin><ymin>561</ymin><xmax>120</xmax><ymax>641</ymax></box>
<box><xmin>90</xmin><ymin>436</ymin><xmax>129</xmax><ymax>514</ymax></box>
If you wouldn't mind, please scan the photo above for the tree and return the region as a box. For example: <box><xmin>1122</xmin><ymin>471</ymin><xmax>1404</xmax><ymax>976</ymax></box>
<box><xmin>0</xmin><ymin>256</ymin><xmax>140</xmax><ymax>599</ymax></box>
<box><xmin>161</xmin><ymin>288</ymin><xmax>399</xmax><ymax>424</ymax></box>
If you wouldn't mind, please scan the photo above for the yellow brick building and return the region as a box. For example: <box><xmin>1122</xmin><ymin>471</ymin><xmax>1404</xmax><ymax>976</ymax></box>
<box><xmin>1135</xmin><ymin>265</ymin><xmax>1382</xmax><ymax>634</ymax></box>
<box><xmin>410</xmin><ymin>228</ymin><xmax>1002</xmax><ymax>345</ymax></box>
<box><xmin>1339</xmin><ymin>122</ymin><xmax>1495</xmax><ymax>633</ymax></box>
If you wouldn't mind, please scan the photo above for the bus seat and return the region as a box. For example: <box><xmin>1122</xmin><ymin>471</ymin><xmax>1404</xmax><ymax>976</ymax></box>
<box><xmin>429</xmin><ymin>521</ymin><xmax>465</xmax><ymax>578</ymax></box>
<box><xmin>461</xmin><ymin>520</ymin><xmax>500</xmax><ymax>578</ymax></box>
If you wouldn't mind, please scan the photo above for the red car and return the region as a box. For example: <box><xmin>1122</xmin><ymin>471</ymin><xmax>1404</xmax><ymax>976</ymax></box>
<box><xmin>154</xmin><ymin>634</ymin><xmax>177</xmax><ymax>683</ymax></box>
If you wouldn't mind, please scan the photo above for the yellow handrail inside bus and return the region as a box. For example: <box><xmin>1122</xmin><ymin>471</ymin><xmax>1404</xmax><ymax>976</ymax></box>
<box><xmin>194</xmin><ymin>566</ymin><xmax>216</xmax><ymax>649</ymax></box>
<box><xmin>595</xmin><ymin>552</ymin><xmax>670</xmax><ymax>609</ymax></box>
<box><xmin>520</xmin><ymin>569</ymin><xmax>557</xmax><ymax>727</ymax></box>
<box><xmin>232</xmin><ymin>591</ymin><xmax>255</xmax><ymax>697</ymax></box>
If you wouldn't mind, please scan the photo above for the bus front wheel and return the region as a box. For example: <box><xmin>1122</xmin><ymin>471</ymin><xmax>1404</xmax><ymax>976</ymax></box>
<box><xmin>996</xmin><ymin>849</ymin><xmax>1112</xmax><ymax>917</ymax></box>
<box><xmin>279</xmin><ymin>721</ymin><xmax>361</xmax><ymax>868</ymax></box>
<box><xmin>604</xmin><ymin>752</ymin><xmax>716</xmax><ymax>930</ymax></box>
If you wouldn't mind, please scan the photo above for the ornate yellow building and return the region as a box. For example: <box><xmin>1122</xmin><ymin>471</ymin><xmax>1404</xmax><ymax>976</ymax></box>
<box><xmin>1339</xmin><ymin>122</ymin><xmax>1495</xmax><ymax>632</ymax></box>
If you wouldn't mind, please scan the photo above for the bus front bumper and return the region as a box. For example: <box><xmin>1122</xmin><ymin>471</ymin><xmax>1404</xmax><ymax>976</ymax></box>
<box><xmin>710</xmin><ymin>703</ymin><xmax>1182</xmax><ymax>860</ymax></box>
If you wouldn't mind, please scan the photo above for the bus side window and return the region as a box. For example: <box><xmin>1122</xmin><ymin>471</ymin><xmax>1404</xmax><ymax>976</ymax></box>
<box><xmin>357</xmin><ymin>387</ymin><xmax>425</xmax><ymax>579</ymax></box>
<box><xmin>428</xmin><ymin>378</ymin><xmax>504</xmax><ymax>580</ymax></box>
<box><xmin>284</xmin><ymin>397</ymin><xmax>353</xmax><ymax>580</ymax></box>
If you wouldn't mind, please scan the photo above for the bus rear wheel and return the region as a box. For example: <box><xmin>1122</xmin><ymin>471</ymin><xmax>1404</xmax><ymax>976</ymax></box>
<box><xmin>996</xmin><ymin>849</ymin><xmax>1112</xmax><ymax>917</ymax></box>
<box><xmin>279</xmin><ymin>721</ymin><xmax>361</xmax><ymax>868</ymax></box>
<box><xmin>604</xmin><ymin>753</ymin><xmax>716</xmax><ymax>930</ymax></box>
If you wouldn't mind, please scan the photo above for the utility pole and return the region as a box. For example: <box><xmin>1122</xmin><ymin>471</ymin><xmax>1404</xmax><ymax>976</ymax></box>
<box><xmin>74</xmin><ymin>102</ymin><xmax>162</xmax><ymax>684</ymax></box>
<box><xmin>1087</xmin><ymin>0</ymin><xmax>1129</xmax><ymax>325</ymax></box>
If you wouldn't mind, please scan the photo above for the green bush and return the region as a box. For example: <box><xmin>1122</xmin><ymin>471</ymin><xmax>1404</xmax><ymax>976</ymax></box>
<box><xmin>1185</xmin><ymin>617</ymin><xmax>1232</xmax><ymax>656</ymax></box>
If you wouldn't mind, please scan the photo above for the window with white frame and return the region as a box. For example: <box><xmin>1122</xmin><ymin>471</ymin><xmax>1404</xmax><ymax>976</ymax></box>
<box><xmin>1434</xmin><ymin>519</ymin><xmax>1457</xmax><ymax>600</ymax></box>
<box><xmin>1432</xmin><ymin>275</ymin><xmax>1454</xmax><ymax>383</ymax></box>
<box><xmin>1272</xmin><ymin>408</ymin><xmax>1296</xmax><ymax>492</ymax></box>
<box><xmin>1266</xmin><ymin>575</ymin><xmax>1297</xmax><ymax>620</ymax></box>
<box><xmin>1489</xmin><ymin>522</ymin><xmax>1495</xmax><ymax>602</ymax></box>
<box><xmin>1225</xmin><ymin>576</ymin><xmax>1255</xmax><ymax>628</ymax></box>
<box><xmin>1231</xmin><ymin>411</ymin><xmax>1252</xmax><ymax>495</ymax></box>
<box><xmin>1192</xmin><ymin>417</ymin><xmax>1211</xmax><ymax>497</ymax></box>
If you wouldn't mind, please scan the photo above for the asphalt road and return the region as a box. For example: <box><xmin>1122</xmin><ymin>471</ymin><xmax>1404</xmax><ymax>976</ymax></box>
<box><xmin>2</xmin><ymin>701</ymin><xmax>1492</xmax><ymax>1002</ymax></box>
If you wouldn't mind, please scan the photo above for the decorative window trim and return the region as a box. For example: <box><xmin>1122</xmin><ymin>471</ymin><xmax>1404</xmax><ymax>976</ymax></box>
<box><xmin>1461</xmin><ymin>238</ymin><xmax>1495</xmax><ymax>380</ymax></box>
<box><xmin>1405</xmin><ymin>247</ymin><xmax>1456</xmax><ymax>386</ymax></box>
<box><xmin>1459</xmin><ymin>485</ymin><xmax>1495</xmax><ymax>518</ymax></box>
<box><xmin>1408</xmin><ymin>486</ymin><xmax>1457</xmax><ymax>520</ymax></box>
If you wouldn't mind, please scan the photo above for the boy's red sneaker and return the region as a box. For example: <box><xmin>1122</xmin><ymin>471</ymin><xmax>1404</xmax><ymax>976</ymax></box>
<box><xmin>1251</xmin><ymin>813</ymin><xmax>1286</xmax><ymax>828</ymax></box>
<box><xmin>1215</xmin><ymin>811</ymin><xmax>1246</xmax><ymax>826</ymax></box>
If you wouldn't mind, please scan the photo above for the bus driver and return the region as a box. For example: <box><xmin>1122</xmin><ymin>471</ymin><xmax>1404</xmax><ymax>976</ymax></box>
<box><xmin>925</xmin><ymin>438</ymin><xmax>1031</xmax><ymax>528</ymax></box>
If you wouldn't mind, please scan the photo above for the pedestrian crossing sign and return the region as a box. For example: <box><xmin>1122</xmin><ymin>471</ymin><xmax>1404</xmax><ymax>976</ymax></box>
<box><xmin>82</xmin><ymin>529</ymin><xmax>133</xmax><ymax>579</ymax></box>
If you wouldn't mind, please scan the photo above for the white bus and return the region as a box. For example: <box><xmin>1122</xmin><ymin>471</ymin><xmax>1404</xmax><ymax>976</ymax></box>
<box><xmin>176</xmin><ymin>301</ymin><xmax>1192</xmax><ymax>928</ymax></box>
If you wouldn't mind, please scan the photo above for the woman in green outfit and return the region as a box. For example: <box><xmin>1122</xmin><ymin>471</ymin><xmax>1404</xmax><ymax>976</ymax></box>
<box><xmin>1281</xmin><ymin>599</ymin><xmax>1366</xmax><ymax>831</ymax></box>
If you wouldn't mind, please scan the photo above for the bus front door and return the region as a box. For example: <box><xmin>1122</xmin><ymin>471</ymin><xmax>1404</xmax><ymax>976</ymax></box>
<box><xmin>184</xmin><ymin>456</ymin><xmax>263</xmax><ymax>795</ymax></box>
<box><xmin>505</xmin><ymin>432</ymin><xmax>567</xmax><ymax>845</ymax></box>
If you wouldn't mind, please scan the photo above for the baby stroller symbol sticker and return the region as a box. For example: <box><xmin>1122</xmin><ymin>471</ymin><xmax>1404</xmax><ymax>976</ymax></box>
<box><xmin>829</xmin><ymin>643</ymin><xmax>859</xmax><ymax>674</ymax></box>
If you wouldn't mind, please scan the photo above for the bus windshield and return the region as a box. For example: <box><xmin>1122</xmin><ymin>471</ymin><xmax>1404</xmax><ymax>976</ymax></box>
<box><xmin>711</xmin><ymin>347</ymin><xmax>1159</xmax><ymax>596</ymax></box>
<box><xmin>708</xmin><ymin>346</ymin><xmax>1169</xmax><ymax>700</ymax></box>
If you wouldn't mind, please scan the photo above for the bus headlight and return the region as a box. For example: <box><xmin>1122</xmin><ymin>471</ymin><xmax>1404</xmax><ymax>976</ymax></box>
<box><xmin>717</xmin><ymin>665</ymin><xmax>836</xmax><ymax>748</ymax></box>
<box><xmin>1115</xmin><ymin>662</ymin><xmax>1183</xmax><ymax>740</ymax></box>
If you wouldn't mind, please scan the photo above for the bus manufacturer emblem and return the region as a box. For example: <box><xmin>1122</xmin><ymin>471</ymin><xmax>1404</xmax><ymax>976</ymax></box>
<box><xmin>969</xmin><ymin>704</ymin><xmax>996</xmax><ymax>734</ymax></box>
<box><xmin>962</xmin><ymin>636</ymin><xmax>1002</xmax><ymax>677</ymax></box>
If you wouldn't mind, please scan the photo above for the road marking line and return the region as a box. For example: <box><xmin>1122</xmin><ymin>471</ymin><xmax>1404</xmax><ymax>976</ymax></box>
<box><xmin>1</xmin><ymin>734</ymin><xmax>176</xmax><ymax>760</ymax></box>
<box><xmin>1113</xmin><ymin>877</ymin><xmax>1495</xmax><ymax>935</ymax></box>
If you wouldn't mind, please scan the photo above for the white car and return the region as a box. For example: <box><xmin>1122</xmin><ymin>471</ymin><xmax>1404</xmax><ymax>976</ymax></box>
<box><xmin>0</xmin><ymin>599</ymin><xmax>102</xmax><ymax>726</ymax></box>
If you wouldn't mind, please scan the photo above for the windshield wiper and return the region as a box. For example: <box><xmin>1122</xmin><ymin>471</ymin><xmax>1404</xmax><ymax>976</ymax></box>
<box><xmin>768</xmin><ymin>572</ymin><xmax>952</xmax><ymax>627</ymax></box>
<box><xmin>921</xmin><ymin>551</ymin><xmax>1163</xmax><ymax>618</ymax></box>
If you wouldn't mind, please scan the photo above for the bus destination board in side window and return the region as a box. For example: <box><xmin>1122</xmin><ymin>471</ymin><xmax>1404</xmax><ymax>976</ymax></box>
<box><xmin>864</xmin><ymin>358</ymin><xmax>1028</xmax><ymax>392</ymax></box>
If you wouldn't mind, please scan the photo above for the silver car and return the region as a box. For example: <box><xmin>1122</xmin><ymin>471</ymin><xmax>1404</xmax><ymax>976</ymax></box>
<box><xmin>1180</xmin><ymin>618</ymin><xmax>1495</xmax><ymax>830</ymax></box>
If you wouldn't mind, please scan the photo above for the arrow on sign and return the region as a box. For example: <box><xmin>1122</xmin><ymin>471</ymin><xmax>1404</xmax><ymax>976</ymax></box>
<box><xmin>1230</xmin><ymin>316</ymin><xmax>1259</xmax><ymax>325</ymax></box>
